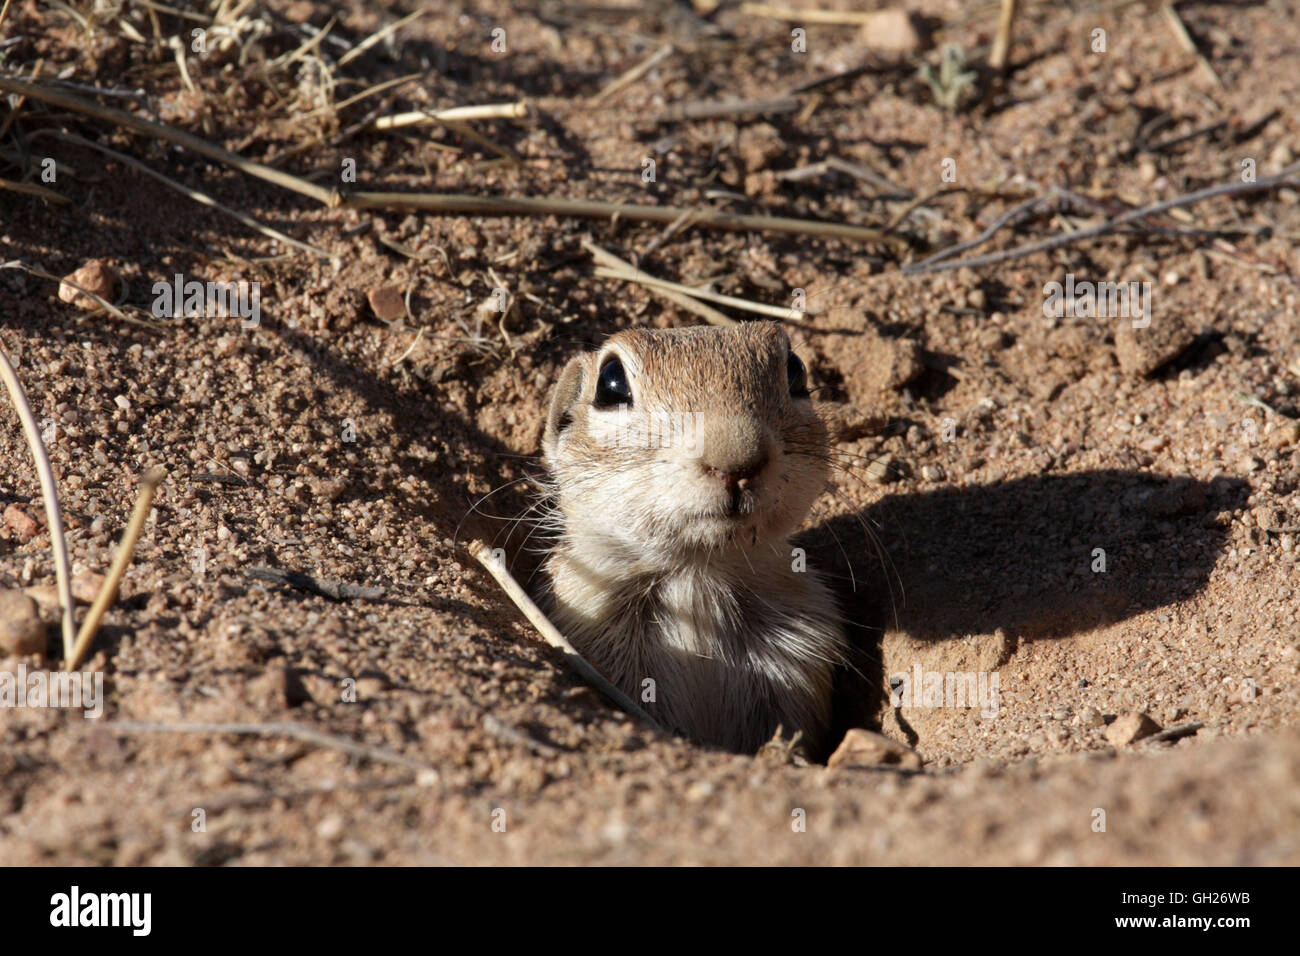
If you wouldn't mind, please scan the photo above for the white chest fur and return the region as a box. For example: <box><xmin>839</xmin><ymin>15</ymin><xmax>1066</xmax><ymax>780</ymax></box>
<box><xmin>542</xmin><ymin>548</ymin><xmax>843</xmax><ymax>753</ymax></box>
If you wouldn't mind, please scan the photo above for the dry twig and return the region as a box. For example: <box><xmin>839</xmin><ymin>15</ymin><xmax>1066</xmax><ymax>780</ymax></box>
<box><xmin>904</xmin><ymin>166</ymin><xmax>1300</xmax><ymax>275</ymax></box>
<box><xmin>65</xmin><ymin>467</ymin><xmax>165</xmax><ymax>671</ymax></box>
<box><xmin>584</xmin><ymin>240</ymin><xmax>734</xmax><ymax>326</ymax></box>
<box><xmin>988</xmin><ymin>0</ymin><xmax>1018</xmax><ymax>73</ymax></box>
<box><xmin>469</xmin><ymin>540</ymin><xmax>659</xmax><ymax>730</ymax></box>
<box><xmin>0</xmin><ymin>76</ymin><xmax>899</xmax><ymax>247</ymax></box>
<box><xmin>1161</xmin><ymin>1</ymin><xmax>1223</xmax><ymax>89</ymax></box>
<box><xmin>0</xmin><ymin>343</ymin><xmax>75</xmax><ymax>656</ymax></box>
<box><xmin>371</xmin><ymin>101</ymin><xmax>528</xmax><ymax>131</ymax></box>
<box><xmin>33</xmin><ymin>130</ymin><xmax>330</xmax><ymax>258</ymax></box>
<box><xmin>592</xmin><ymin>43</ymin><xmax>674</xmax><ymax>103</ymax></box>
<box><xmin>593</xmin><ymin>266</ymin><xmax>813</xmax><ymax>320</ymax></box>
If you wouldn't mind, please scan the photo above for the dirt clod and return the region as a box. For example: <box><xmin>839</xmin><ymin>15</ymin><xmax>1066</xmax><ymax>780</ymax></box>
<box><xmin>828</xmin><ymin>728</ymin><xmax>924</xmax><ymax>770</ymax></box>
<box><xmin>1114</xmin><ymin>317</ymin><xmax>1197</xmax><ymax>377</ymax></box>
<box><xmin>3</xmin><ymin>0</ymin><xmax>1299</xmax><ymax>867</ymax></box>
<box><xmin>0</xmin><ymin>591</ymin><xmax>46</xmax><ymax>657</ymax></box>
<box><xmin>859</xmin><ymin>10</ymin><xmax>928</xmax><ymax>52</ymax></box>
<box><xmin>1106</xmin><ymin>712</ymin><xmax>1162</xmax><ymax>747</ymax></box>
<box><xmin>71</xmin><ymin>570</ymin><xmax>112</xmax><ymax>605</ymax></box>
<box><xmin>56</xmin><ymin>259</ymin><xmax>118</xmax><ymax>310</ymax></box>
<box><xmin>367</xmin><ymin>284</ymin><xmax>407</xmax><ymax>323</ymax></box>
<box><xmin>3</xmin><ymin>505</ymin><xmax>38</xmax><ymax>543</ymax></box>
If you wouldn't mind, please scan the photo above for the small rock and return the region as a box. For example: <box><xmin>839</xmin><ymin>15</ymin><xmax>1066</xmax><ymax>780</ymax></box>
<box><xmin>316</xmin><ymin>814</ymin><xmax>346</xmax><ymax>840</ymax></box>
<box><xmin>310</xmin><ymin>476</ymin><xmax>349</xmax><ymax>502</ymax></box>
<box><xmin>57</xmin><ymin>259</ymin><xmax>118</xmax><ymax>310</ymax></box>
<box><xmin>72</xmin><ymin>570</ymin><xmax>113</xmax><ymax>605</ymax></box>
<box><xmin>1105</xmin><ymin>711</ymin><xmax>1161</xmax><ymax>747</ymax></box>
<box><xmin>920</xmin><ymin>464</ymin><xmax>945</xmax><ymax>481</ymax></box>
<box><xmin>1138</xmin><ymin>435</ymin><xmax>1167</xmax><ymax>453</ymax></box>
<box><xmin>367</xmin><ymin>284</ymin><xmax>407</xmax><ymax>322</ymax></box>
<box><xmin>735</xmin><ymin>123</ymin><xmax>783</xmax><ymax>173</ymax></box>
<box><xmin>858</xmin><ymin>10</ymin><xmax>928</xmax><ymax>53</ymax></box>
<box><xmin>3</xmin><ymin>505</ymin><xmax>38</xmax><ymax>542</ymax></box>
<box><xmin>975</xmin><ymin>326</ymin><xmax>1004</xmax><ymax>352</ymax></box>
<box><xmin>0</xmin><ymin>591</ymin><xmax>46</xmax><ymax>656</ymax></box>
<box><xmin>283</xmin><ymin>0</ymin><xmax>315</xmax><ymax>23</ymax></box>
<box><xmin>1075</xmin><ymin>706</ymin><xmax>1104</xmax><ymax>729</ymax></box>
<box><xmin>1267</xmin><ymin>420</ymin><xmax>1300</xmax><ymax>449</ymax></box>
<box><xmin>685</xmin><ymin>780</ymin><xmax>716</xmax><ymax>802</ymax></box>
<box><xmin>828</xmin><ymin>728</ymin><xmax>923</xmax><ymax>771</ymax></box>
<box><xmin>840</xmin><ymin>328</ymin><xmax>925</xmax><ymax>393</ymax></box>
<box><xmin>416</xmin><ymin>768</ymin><xmax>440</xmax><ymax>787</ymax></box>
<box><xmin>1114</xmin><ymin>316</ymin><xmax>1197</xmax><ymax>378</ymax></box>
<box><xmin>22</xmin><ymin>584</ymin><xmax>60</xmax><ymax>612</ymax></box>
<box><xmin>884</xmin><ymin>338</ymin><xmax>926</xmax><ymax>389</ymax></box>
<box><xmin>1252</xmin><ymin>505</ymin><xmax>1284</xmax><ymax>531</ymax></box>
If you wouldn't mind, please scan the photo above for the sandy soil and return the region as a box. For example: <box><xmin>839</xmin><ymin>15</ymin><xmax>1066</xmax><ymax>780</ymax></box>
<box><xmin>1</xmin><ymin>0</ymin><xmax>1299</xmax><ymax>865</ymax></box>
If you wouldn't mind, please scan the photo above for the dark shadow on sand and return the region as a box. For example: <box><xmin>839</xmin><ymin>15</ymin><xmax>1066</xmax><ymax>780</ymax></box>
<box><xmin>803</xmin><ymin>469</ymin><xmax>1247</xmax><ymax>750</ymax></box>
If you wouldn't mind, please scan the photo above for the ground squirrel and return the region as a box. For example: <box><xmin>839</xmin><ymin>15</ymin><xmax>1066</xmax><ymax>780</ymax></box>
<box><xmin>538</xmin><ymin>321</ymin><xmax>846</xmax><ymax>754</ymax></box>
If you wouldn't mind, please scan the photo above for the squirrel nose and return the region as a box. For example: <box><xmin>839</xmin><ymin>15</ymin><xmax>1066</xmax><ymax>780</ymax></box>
<box><xmin>695</xmin><ymin>414</ymin><xmax>769</xmax><ymax>491</ymax></box>
<box><xmin>702</xmin><ymin>453</ymin><xmax>767</xmax><ymax>491</ymax></box>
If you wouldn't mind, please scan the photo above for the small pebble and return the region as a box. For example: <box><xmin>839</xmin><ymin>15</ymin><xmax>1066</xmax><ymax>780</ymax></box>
<box><xmin>366</xmin><ymin>284</ymin><xmax>407</xmax><ymax>322</ymax></box>
<box><xmin>0</xmin><ymin>591</ymin><xmax>45</xmax><ymax>656</ymax></box>
<box><xmin>1076</xmin><ymin>707</ymin><xmax>1104</xmax><ymax>729</ymax></box>
<box><xmin>857</xmin><ymin>10</ymin><xmax>925</xmax><ymax>52</ymax></box>
<box><xmin>72</xmin><ymin>570</ymin><xmax>111</xmax><ymax>605</ymax></box>
<box><xmin>1105</xmin><ymin>711</ymin><xmax>1161</xmax><ymax>747</ymax></box>
<box><xmin>57</xmin><ymin>259</ymin><xmax>118</xmax><ymax>310</ymax></box>
<box><xmin>3</xmin><ymin>505</ymin><xmax>38</xmax><ymax>543</ymax></box>
<box><xmin>316</xmin><ymin>814</ymin><xmax>346</xmax><ymax>841</ymax></box>
<box><xmin>828</xmin><ymin>728</ymin><xmax>923</xmax><ymax>770</ymax></box>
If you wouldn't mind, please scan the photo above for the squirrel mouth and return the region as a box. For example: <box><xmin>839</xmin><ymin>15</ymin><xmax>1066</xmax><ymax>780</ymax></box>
<box><xmin>681</xmin><ymin>485</ymin><xmax>759</xmax><ymax>531</ymax></box>
<box><xmin>690</xmin><ymin>498</ymin><xmax>756</xmax><ymax>527</ymax></box>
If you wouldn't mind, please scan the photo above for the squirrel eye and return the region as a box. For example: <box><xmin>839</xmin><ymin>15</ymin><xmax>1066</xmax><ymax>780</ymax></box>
<box><xmin>787</xmin><ymin>350</ymin><xmax>809</xmax><ymax>398</ymax></box>
<box><xmin>594</xmin><ymin>356</ymin><xmax>632</xmax><ymax>408</ymax></box>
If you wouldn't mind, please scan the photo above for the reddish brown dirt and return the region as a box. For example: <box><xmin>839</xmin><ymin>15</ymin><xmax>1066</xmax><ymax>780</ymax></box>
<box><xmin>2</xmin><ymin>0</ymin><xmax>1299</xmax><ymax>864</ymax></box>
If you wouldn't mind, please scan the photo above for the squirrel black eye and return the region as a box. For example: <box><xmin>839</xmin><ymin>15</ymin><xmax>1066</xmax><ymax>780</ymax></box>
<box><xmin>594</xmin><ymin>355</ymin><xmax>632</xmax><ymax>408</ymax></box>
<box><xmin>787</xmin><ymin>350</ymin><xmax>809</xmax><ymax>398</ymax></box>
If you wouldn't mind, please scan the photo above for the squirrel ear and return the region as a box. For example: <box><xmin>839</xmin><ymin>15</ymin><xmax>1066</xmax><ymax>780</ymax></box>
<box><xmin>543</xmin><ymin>356</ymin><xmax>584</xmax><ymax>458</ymax></box>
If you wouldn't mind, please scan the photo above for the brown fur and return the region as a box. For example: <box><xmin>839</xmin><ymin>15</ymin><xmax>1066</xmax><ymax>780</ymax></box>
<box><xmin>538</xmin><ymin>322</ymin><xmax>845</xmax><ymax>754</ymax></box>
